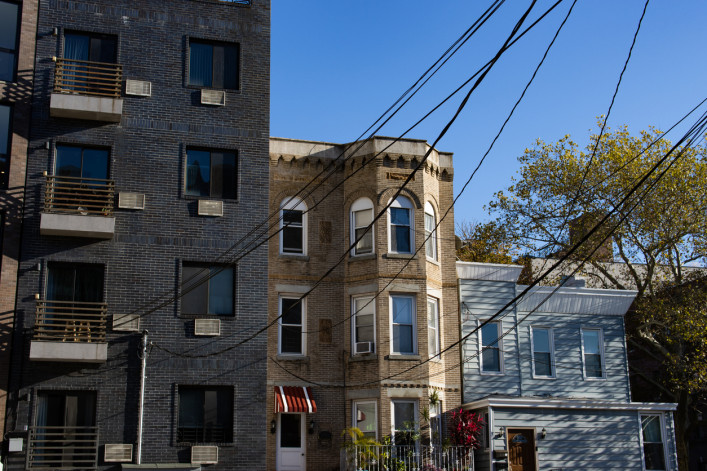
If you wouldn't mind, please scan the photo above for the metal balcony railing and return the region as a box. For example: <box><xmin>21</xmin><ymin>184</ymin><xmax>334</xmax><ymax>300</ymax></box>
<box><xmin>27</xmin><ymin>425</ymin><xmax>99</xmax><ymax>470</ymax></box>
<box><xmin>341</xmin><ymin>444</ymin><xmax>474</xmax><ymax>471</ymax></box>
<box><xmin>44</xmin><ymin>175</ymin><xmax>115</xmax><ymax>217</ymax></box>
<box><xmin>178</xmin><ymin>425</ymin><xmax>229</xmax><ymax>444</ymax></box>
<box><xmin>34</xmin><ymin>300</ymin><xmax>107</xmax><ymax>343</ymax></box>
<box><xmin>53</xmin><ymin>58</ymin><xmax>122</xmax><ymax>98</ymax></box>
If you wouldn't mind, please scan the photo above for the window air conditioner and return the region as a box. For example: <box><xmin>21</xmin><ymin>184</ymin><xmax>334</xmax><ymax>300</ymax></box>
<box><xmin>112</xmin><ymin>314</ymin><xmax>140</xmax><ymax>332</ymax></box>
<box><xmin>200</xmin><ymin>89</ymin><xmax>226</xmax><ymax>106</ymax></box>
<box><xmin>355</xmin><ymin>341</ymin><xmax>374</xmax><ymax>354</ymax></box>
<box><xmin>118</xmin><ymin>192</ymin><xmax>146</xmax><ymax>210</ymax></box>
<box><xmin>104</xmin><ymin>444</ymin><xmax>133</xmax><ymax>462</ymax></box>
<box><xmin>195</xmin><ymin>318</ymin><xmax>221</xmax><ymax>336</ymax></box>
<box><xmin>192</xmin><ymin>445</ymin><xmax>218</xmax><ymax>464</ymax></box>
<box><xmin>198</xmin><ymin>199</ymin><xmax>223</xmax><ymax>217</ymax></box>
<box><xmin>125</xmin><ymin>79</ymin><xmax>152</xmax><ymax>97</ymax></box>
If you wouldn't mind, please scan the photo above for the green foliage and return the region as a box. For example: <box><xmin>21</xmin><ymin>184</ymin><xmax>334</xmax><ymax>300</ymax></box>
<box><xmin>456</xmin><ymin>220</ymin><xmax>515</xmax><ymax>264</ymax></box>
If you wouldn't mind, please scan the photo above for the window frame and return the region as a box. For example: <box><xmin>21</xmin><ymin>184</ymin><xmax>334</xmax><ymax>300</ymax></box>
<box><xmin>479</xmin><ymin>320</ymin><xmax>503</xmax><ymax>375</ymax></box>
<box><xmin>391</xmin><ymin>399</ymin><xmax>419</xmax><ymax>447</ymax></box>
<box><xmin>0</xmin><ymin>103</ymin><xmax>11</xmax><ymax>189</ymax></box>
<box><xmin>387</xmin><ymin>196</ymin><xmax>414</xmax><ymax>254</ymax></box>
<box><xmin>280</xmin><ymin>197</ymin><xmax>307</xmax><ymax>255</ymax></box>
<box><xmin>352</xmin><ymin>400</ymin><xmax>378</xmax><ymax>440</ymax></box>
<box><xmin>639</xmin><ymin>413</ymin><xmax>668</xmax><ymax>471</ymax></box>
<box><xmin>580</xmin><ymin>327</ymin><xmax>606</xmax><ymax>380</ymax></box>
<box><xmin>0</xmin><ymin>1</ymin><xmax>21</xmax><ymax>83</ymax></box>
<box><xmin>185</xmin><ymin>147</ymin><xmax>237</xmax><ymax>200</ymax></box>
<box><xmin>389</xmin><ymin>294</ymin><xmax>417</xmax><ymax>355</ymax></box>
<box><xmin>530</xmin><ymin>326</ymin><xmax>555</xmax><ymax>379</ymax></box>
<box><xmin>278</xmin><ymin>295</ymin><xmax>306</xmax><ymax>356</ymax></box>
<box><xmin>424</xmin><ymin>202</ymin><xmax>438</xmax><ymax>261</ymax></box>
<box><xmin>181</xmin><ymin>263</ymin><xmax>235</xmax><ymax>317</ymax></box>
<box><xmin>187</xmin><ymin>38</ymin><xmax>240</xmax><ymax>90</ymax></box>
<box><xmin>177</xmin><ymin>385</ymin><xmax>234</xmax><ymax>444</ymax></box>
<box><xmin>352</xmin><ymin>295</ymin><xmax>376</xmax><ymax>355</ymax></box>
<box><xmin>350</xmin><ymin>197</ymin><xmax>375</xmax><ymax>256</ymax></box>
<box><xmin>427</xmin><ymin>296</ymin><xmax>440</xmax><ymax>360</ymax></box>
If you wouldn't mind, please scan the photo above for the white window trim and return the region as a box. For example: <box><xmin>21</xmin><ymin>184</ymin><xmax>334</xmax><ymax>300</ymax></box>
<box><xmin>350</xmin><ymin>198</ymin><xmax>375</xmax><ymax>256</ymax></box>
<box><xmin>278</xmin><ymin>294</ymin><xmax>306</xmax><ymax>356</ymax></box>
<box><xmin>352</xmin><ymin>295</ymin><xmax>376</xmax><ymax>355</ymax></box>
<box><xmin>280</xmin><ymin>196</ymin><xmax>307</xmax><ymax>255</ymax></box>
<box><xmin>530</xmin><ymin>326</ymin><xmax>556</xmax><ymax>379</ymax></box>
<box><xmin>387</xmin><ymin>196</ymin><xmax>414</xmax><ymax>255</ymax></box>
<box><xmin>424</xmin><ymin>201</ymin><xmax>438</xmax><ymax>261</ymax></box>
<box><xmin>389</xmin><ymin>294</ymin><xmax>417</xmax><ymax>355</ymax></box>
<box><xmin>638</xmin><ymin>412</ymin><xmax>669</xmax><ymax>471</ymax></box>
<box><xmin>580</xmin><ymin>327</ymin><xmax>606</xmax><ymax>380</ymax></box>
<box><xmin>478</xmin><ymin>320</ymin><xmax>504</xmax><ymax>375</ymax></box>
<box><xmin>353</xmin><ymin>400</ymin><xmax>378</xmax><ymax>440</ymax></box>
<box><xmin>427</xmin><ymin>296</ymin><xmax>440</xmax><ymax>360</ymax></box>
<box><xmin>391</xmin><ymin>399</ymin><xmax>419</xmax><ymax>446</ymax></box>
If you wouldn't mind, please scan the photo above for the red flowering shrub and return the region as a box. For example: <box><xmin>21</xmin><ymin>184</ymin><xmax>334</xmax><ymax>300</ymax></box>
<box><xmin>448</xmin><ymin>408</ymin><xmax>485</xmax><ymax>453</ymax></box>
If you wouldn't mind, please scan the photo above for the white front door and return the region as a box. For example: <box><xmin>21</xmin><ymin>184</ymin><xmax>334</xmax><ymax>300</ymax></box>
<box><xmin>277</xmin><ymin>413</ymin><xmax>305</xmax><ymax>471</ymax></box>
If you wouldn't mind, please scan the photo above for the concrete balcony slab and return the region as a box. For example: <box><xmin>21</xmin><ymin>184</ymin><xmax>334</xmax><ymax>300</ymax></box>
<box><xmin>30</xmin><ymin>341</ymin><xmax>108</xmax><ymax>363</ymax></box>
<box><xmin>50</xmin><ymin>93</ymin><xmax>123</xmax><ymax>122</ymax></box>
<box><xmin>40</xmin><ymin>212</ymin><xmax>115</xmax><ymax>239</ymax></box>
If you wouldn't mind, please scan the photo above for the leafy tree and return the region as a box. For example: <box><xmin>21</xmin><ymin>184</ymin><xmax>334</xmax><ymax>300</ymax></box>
<box><xmin>448</xmin><ymin>408</ymin><xmax>485</xmax><ymax>454</ymax></box>
<box><xmin>482</xmin><ymin>123</ymin><xmax>707</xmax><ymax>469</ymax></box>
<box><xmin>456</xmin><ymin>220</ymin><xmax>515</xmax><ymax>264</ymax></box>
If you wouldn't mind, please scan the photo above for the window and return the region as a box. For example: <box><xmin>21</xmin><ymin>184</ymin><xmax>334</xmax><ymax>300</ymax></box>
<box><xmin>350</xmin><ymin>198</ymin><xmax>374</xmax><ymax>255</ymax></box>
<box><xmin>186</xmin><ymin>148</ymin><xmax>236</xmax><ymax>199</ymax></box>
<box><xmin>0</xmin><ymin>104</ymin><xmax>10</xmax><ymax>189</ymax></box>
<box><xmin>430</xmin><ymin>400</ymin><xmax>443</xmax><ymax>447</ymax></box>
<box><xmin>353</xmin><ymin>401</ymin><xmax>377</xmax><ymax>439</ymax></box>
<box><xmin>0</xmin><ymin>1</ymin><xmax>20</xmax><ymax>82</ymax></box>
<box><xmin>47</xmin><ymin>263</ymin><xmax>104</xmax><ymax>303</ymax></box>
<box><xmin>178</xmin><ymin>386</ymin><xmax>233</xmax><ymax>443</ymax></box>
<box><xmin>641</xmin><ymin>414</ymin><xmax>667</xmax><ymax>470</ymax></box>
<box><xmin>391</xmin><ymin>400</ymin><xmax>418</xmax><ymax>446</ymax></box>
<box><xmin>388</xmin><ymin>196</ymin><xmax>413</xmax><ymax>254</ymax></box>
<box><xmin>480</xmin><ymin>321</ymin><xmax>502</xmax><ymax>373</ymax></box>
<box><xmin>279</xmin><ymin>296</ymin><xmax>305</xmax><ymax>355</ymax></box>
<box><xmin>390</xmin><ymin>294</ymin><xmax>416</xmax><ymax>355</ymax></box>
<box><xmin>64</xmin><ymin>31</ymin><xmax>117</xmax><ymax>63</ymax></box>
<box><xmin>531</xmin><ymin>327</ymin><xmax>554</xmax><ymax>377</ymax></box>
<box><xmin>56</xmin><ymin>144</ymin><xmax>109</xmax><ymax>180</ymax></box>
<box><xmin>189</xmin><ymin>39</ymin><xmax>239</xmax><ymax>90</ymax></box>
<box><xmin>424</xmin><ymin>202</ymin><xmax>437</xmax><ymax>261</ymax></box>
<box><xmin>352</xmin><ymin>296</ymin><xmax>375</xmax><ymax>354</ymax></box>
<box><xmin>427</xmin><ymin>297</ymin><xmax>440</xmax><ymax>359</ymax></box>
<box><xmin>581</xmin><ymin>328</ymin><xmax>604</xmax><ymax>378</ymax></box>
<box><xmin>280</xmin><ymin>197</ymin><xmax>307</xmax><ymax>255</ymax></box>
<box><xmin>182</xmin><ymin>264</ymin><xmax>234</xmax><ymax>316</ymax></box>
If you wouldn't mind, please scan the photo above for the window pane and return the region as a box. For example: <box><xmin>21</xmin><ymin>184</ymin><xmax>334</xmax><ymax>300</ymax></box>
<box><xmin>392</xmin><ymin>226</ymin><xmax>411</xmax><ymax>253</ymax></box>
<box><xmin>81</xmin><ymin>148</ymin><xmax>109</xmax><ymax>180</ymax></box>
<box><xmin>355</xmin><ymin>403</ymin><xmax>376</xmax><ymax>438</ymax></box>
<box><xmin>222</xmin><ymin>43</ymin><xmax>239</xmax><ymax>90</ymax></box>
<box><xmin>281</xmin><ymin>298</ymin><xmax>301</xmax><ymax>325</ymax></box>
<box><xmin>0</xmin><ymin>2</ymin><xmax>18</xmax><ymax>50</ymax></box>
<box><xmin>481</xmin><ymin>323</ymin><xmax>499</xmax><ymax>348</ymax></box>
<box><xmin>392</xmin><ymin>297</ymin><xmax>412</xmax><ymax>324</ymax></box>
<box><xmin>534</xmin><ymin>352</ymin><xmax>551</xmax><ymax>376</ymax></box>
<box><xmin>354</xmin><ymin>227</ymin><xmax>373</xmax><ymax>253</ymax></box>
<box><xmin>64</xmin><ymin>34</ymin><xmax>90</xmax><ymax>61</ymax></box>
<box><xmin>642</xmin><ymin>415</ymin><xmax>666</xmax><ymax>470</ymax></box>
<box><xmin>208</xmin><ymin>267</ymin><xmax>233</xmax><ymax>315</ymax></box>
<box><xmin>390</xmin><ymin>208</ymin><xmax>409</xmax><ymax>225</ymax></box>
<box><xmin>533</xmin><ymin>328</ymin><xmax>550</xmax><ymax>352</ymax></box>
<box><xmin>585</xmin><ymin>353</ymin><xmax>602</xmax><ymax>377</ymax></box>
<box><xmin>354</xmin><ymin>208</ymin><xmax>373</xmax><ymax>227</ymax></box>
<box><xmin>182</xmin><ymin>265</ymin><xmax>209</xmax><ymax>314</ymax></box>
<box><xmin>210</xmin><ymin>151</ymin><xmax>236</xmax><ymax>199</ymax></box>
<box><xmin>179</xmin><ymin>388</ymin><xmax>203</xmax><ymax>428</ymax></box>
<box><xmin>186</xmin><ymin>150</ymin><xmax>211</xmax><ymax>197</ymax></box>
<box><xmin>393</xmin><ymin>402</ymin><xmax>415</xmax><ymax>429</ymax></box>
<box><xmin>355</xmin><ymin>314</ymin><xmax>374</xmax><ymax>343</ymax></box>
<box><xmin>393</xmin><ymin>325</ymin><xmax>413</xmax><ymax>354</ymax></box>
<box><xmin>482</xmin><ymin>348</ymin><xmax>500</xmax><ymax>372</ymax></box>
<box><xmin>0</xmin><ymin>50</ymin><xmax>14</xmax><ymax>82</ymax></box>
<box><xmin>189</xmin><ymin>42</ymin><xmax>213</xmax><ymax>87</ymax></box>
<box><xmin>582</xmin><ymin>330</ymin><xmax>600</xmax><ymax>354</ymax></box>
<box><xmin>56</xmin><ymin>146</ymin><xmax>82</xmax><ymax>178</ymax></box>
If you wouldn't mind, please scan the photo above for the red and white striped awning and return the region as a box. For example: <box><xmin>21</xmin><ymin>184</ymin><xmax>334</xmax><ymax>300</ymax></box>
<box><xmin>274</xmin><ymin>386</ymin><xmax>317</xmax><ymax>413</ymax></box>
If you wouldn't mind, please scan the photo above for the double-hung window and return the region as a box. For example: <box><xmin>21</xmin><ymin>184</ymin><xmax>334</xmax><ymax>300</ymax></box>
<box><xmin>531</xmin><ymin>326</ymin><xmax>554</xmax><ymax>377</ymax></box>
<box><xmin>390</xmin><ymin>294</ymin><xmax>416</xmax><ymax>355</ymax></box>
<box><xmin>0</xmin><ymin>104</ymin><xmax>10</xmax><ymax>189</ymax></box>
<box><xmin>350</xmin><ymin>197</ymin><xmax>374</xmax><ymax>255</ymax></box>
<box><xmin>189</xmin><ymin>39</ymin><xmax>239</xmax><ymax>90</ymax></box>
<box><xmin>427</xmin><ymin>297</ymin><xmax>440</xmax><ymax>359</ymax></box>
<box><xmin>186</xmin><ymin>148</ymin><xmax>237</xmax><ymax>199</ymax></box>
<box><xmin>182</xmin><ymin>264</ymin><xmax>234</xmax><ymax>316</ymax></box>
<box><xmin>480</xmin><ymin>321</ymin><xmax>502</xmax><ymax>373</ymax></box>
<box><xmin>430</xmin><ymin>400</ymin><xmax>443</xmax><ymax>446</ymax></box>
<box><xmin>388</xmin><ymin>196</ymin><xmax>413</xmax><ymax>254</ymax></box>
<box><xmin>279</xmin><ymin>296</ymin><xmax>305</xmax><ymax>355</ymax></box>
<box><xmin>353</xmin><ymin>401</ymin><xmax>377</xmax><ymax>439</ymax></box>
<box><xmin>581</xmin><ymin>328</ymin><xmax>605</xmax><ymax>379</ymax></box>
<box><xmin>280</xmin><ymin>197</ymin><xmax>307</xmax><ymax>255</ymax></box>
<box><xmin>640</xmin><ymin>414</ymin><xmax>667</xmax><ymax>470</ymax></box>
<box><xmin>178</xmin><ymin>386</ymin><xmax>233</xmax><ymax>443</ymax></box>
<box><xmin>352</xmin><ymin>296</ymin><xmax>375</xmax><ymax>354</ymax></box>
<box><xmin>391</xmin><ymin>400</ymin><xmax>418</xmax><ymax>447</ymax></box>
<box><xmin>0</xmin><ymin>1</ymin><xmax>19</xmax><ymax>82</ymax></box>
<box><xmin>424</xmin><ymin>202</ymin><xmax>437</xmax><ymax>261</ymax></box>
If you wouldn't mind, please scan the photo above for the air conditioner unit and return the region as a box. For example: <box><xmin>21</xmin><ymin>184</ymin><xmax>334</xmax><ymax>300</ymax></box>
<box><xmin>355</xmin><ymin>341</ymin><xmax>374</xmax><ymax>354</ymax></box>
<box><xmin>118</xmin><ymin>192</ymin><xmax>146</xmax><ymax>210</ymax></box>
<box><xmin>198</xmin><ymin>199</ymin><xmax>223</xmax><ymax>217</ymax></box>
<box><xmin>125</xmin><ymin>79</ymin><xmax>152</xmax><ymax>97</ymax></box>
<box><xmin>192</xmin><ymin>445</ymin><xmax>218</xmax><ymax>464</ymax></box>
<box><xmin>113</xmin><ymin>314</ymin><xmax>140</xmax><ymax>332</ymax></box>
<box><xmin>104</xmin><ymin>443</ymin><xmax>133</xmax><ymax>462</ymax></box>
<box><xmin>195</xmin><ymin>318</ymin><xmax>221</xmax><ymax>336</ymax></box>
<box><xmin>201</xmin><ymin>89</ymin><xmax>226</xmax><ymax>106</ymax></box>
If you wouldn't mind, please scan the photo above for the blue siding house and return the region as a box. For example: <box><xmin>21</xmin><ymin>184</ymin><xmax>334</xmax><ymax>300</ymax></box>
<box><xmin>458</xmin><ymin>262</ymin><xmax>678</xmax><ymax>471</ymax></box>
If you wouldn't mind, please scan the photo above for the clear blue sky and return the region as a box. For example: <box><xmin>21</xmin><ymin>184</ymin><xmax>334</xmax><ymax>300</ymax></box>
<box><xmin>271</xmin><ymin>1</ymin><xmax>707</xmax><ymax>226</ymax></box>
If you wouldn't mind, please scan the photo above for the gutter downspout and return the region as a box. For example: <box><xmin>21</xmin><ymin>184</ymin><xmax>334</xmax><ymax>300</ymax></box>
<box><xmin>137</xmin><ymin>330</ymin><xmax>148</xmax><ymax>465</ymax></box>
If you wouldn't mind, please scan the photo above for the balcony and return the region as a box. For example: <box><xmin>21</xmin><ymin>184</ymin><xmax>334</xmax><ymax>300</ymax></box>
<box><xmin>29</xmin><ymin>300</ymin><xmax>108</xmax><ymax>363</ymax></box>
<box><xmin>50</xmin><ymin>58</ymin><xmax>123</xmax><ymax>122</ymax></box>
<box><xmin>27</xmin><ymin>426</ymin><xmax>99</xmax><ymax>470</ymax></box>
<box><xmin>39</xmin><ymin>174</ymin><xmax>116</xmax><ymax>239</ymax></box>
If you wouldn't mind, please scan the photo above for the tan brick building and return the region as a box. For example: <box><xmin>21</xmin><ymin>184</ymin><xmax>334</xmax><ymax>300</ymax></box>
<box><xmin>266</xmin><ymin>136</ymin><xmax>461</xmax><ymax>471</ymax></box>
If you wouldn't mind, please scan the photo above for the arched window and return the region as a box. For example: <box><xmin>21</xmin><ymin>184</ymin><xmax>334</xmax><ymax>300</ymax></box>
<box><xmin>424</xmin><ymin>202</ymin><xmax>438</xmax><ymax>261</ymax></box>
<box><xmin>350</xmin><ymin>197</ymin><xmax>374</xmax><ymax>256</ymax></box>
<box><xmin>280</xmin><ymin>197</ymin><xmax>307</xmax><ymax>255</ymax></box>
<box><xmin>388</xmin><ymin>196</ymin><xmax>414</xmax><ymax>254</ymax></box>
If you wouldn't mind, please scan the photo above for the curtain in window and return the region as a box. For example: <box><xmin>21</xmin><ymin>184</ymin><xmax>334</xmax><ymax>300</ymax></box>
<box><xmin>189</xmin><ymin>43</ymin><xmax>213</xmax><ymax>87</ymax></box>
<box><xmin>186</xmin><ymin>150</ymin><xmax>211</xmax><ymax>197</ymax></box>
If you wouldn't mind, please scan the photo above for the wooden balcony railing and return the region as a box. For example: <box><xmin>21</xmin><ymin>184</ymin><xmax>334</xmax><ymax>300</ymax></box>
<box><xmin>34</xmin><ymin>300</ymin><xmax>107</xmax><ymax>343</ymax></box>
<box><xmin>28</xmin><ymin>426</ymin><xmax>99</xmax><ymax>470</ymax></box>
<box><xmin>53</xmin><ymin>58</ymin><xmax>122</xmax><ymax>98</ymax></box>
<box><xmin>44</xmin><ymin>174</ymin><xmax>115</xmax><ymax>217</ymax></box>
